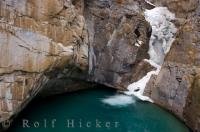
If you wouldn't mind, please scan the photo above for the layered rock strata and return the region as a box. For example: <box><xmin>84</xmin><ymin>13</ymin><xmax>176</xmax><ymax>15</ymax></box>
<box><xmin>0</xmin><ymin>0</ymin><xmax>88</xmax><ymax>129</ymax></box>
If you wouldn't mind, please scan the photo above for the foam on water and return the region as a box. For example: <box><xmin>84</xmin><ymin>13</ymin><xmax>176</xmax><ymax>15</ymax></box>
<box><xmin>101</xmin><ymin>94</ymin><xmax>135</xmax><ymax>107</ymax></box>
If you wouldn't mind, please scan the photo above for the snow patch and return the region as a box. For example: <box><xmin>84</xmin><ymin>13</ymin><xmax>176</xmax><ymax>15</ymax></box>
<box><xmin>144</xmin><ymin>7</ymin><xmax>177</xmax><ymax>64</ymax></box>
<box><xmin>102</xmin><ymin>95</ymin><xmax>135</xmax><ymax>107</ymax></box>
<box><xmin>124</xmin><ymin>64</ymin><xmax>161</xmax><ymax>103</ymax></box>
<box><xmin>145</xmin><ymin>0</ymin><xmax>156</xmax><ymax>7</ymax></box>
<box><xmin>144</xmin><ymin>59</ymin><xmax>160</xmax><ymax>69</ymax></box>
<box><xmin>135</xmin><ymin>40</ymin><xmax>143</xmax><ymax>47</ymax></box>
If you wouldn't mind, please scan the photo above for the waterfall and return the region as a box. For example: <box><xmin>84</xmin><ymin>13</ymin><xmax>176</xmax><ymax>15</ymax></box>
<box><xmin>145</xmin><ymin>7</ymin><xmax>177</xmax><ymax>65</ymax></box>
<box><xmin>124</xmin><ymin>7</ymin><xmax>177</xmax><ymax>102</ymax></box>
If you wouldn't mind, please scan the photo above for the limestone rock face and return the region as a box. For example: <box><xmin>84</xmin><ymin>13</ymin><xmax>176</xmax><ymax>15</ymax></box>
<box><xmin>144</xmin><ymin>0</ymin><xmax>200</xmax><ymax>131</ymax></box>
<box><xmin>145</xmin><ymin>62</ymin><xmax>199</xmax><ymax>118</ymax></box>
<box><xmin>0</xmin><ymin>0</ymin><xmax>153</xmax><ymax>128</ymax></box>
<box><xmin>85</xmin><ymin>0</ymin><xmax>153</xmax><ymax>89</ymax></box>
<box><xmin>1</xmin><ymin>0</ymin><xmax>200</xmax><ymax>132</ymax></box>
<box><xmin>149</xmin><ymin>0</ymin><xmax>199</xmax><ymax>14</ymax></box>
<box><xmin>0</xmin><ymin>0</ymin><xmax>88</xmax><ymax>128</ymax></box>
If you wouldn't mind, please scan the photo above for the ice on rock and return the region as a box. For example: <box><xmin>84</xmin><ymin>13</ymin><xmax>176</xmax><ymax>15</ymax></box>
<box><xmin>125</xmin><ymin>7</ymin><xmax>177</xmax><ymax>102</ymax></box>
<box><xmin>145</xmin><ymin>0</ymin><xmax>156</xmax><ymax>7</ymax></box>
<box><xmin>144</xmin><ymin>7</ymin><xmax>177</xmax><ymax>64</ymax></box>
<box><xmin>124</xmin><ymin>60</ymin><xmax>161</xmax><ymax>103</ymax></box>
<box><xmin>135</xmin><ymin>40</ymin><xmax>143</xmax><ymax>47</ymax></box>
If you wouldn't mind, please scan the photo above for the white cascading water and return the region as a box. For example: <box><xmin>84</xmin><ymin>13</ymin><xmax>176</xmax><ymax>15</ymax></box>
<box><xmin>102</xmin><ymin>6</ymin><xmax>177</xmax><ymax>106</ymax></box>
<box><xmin>124</xmin><ymin>6</ymin><xmax>177</xmax><ymax>102</ymax></box>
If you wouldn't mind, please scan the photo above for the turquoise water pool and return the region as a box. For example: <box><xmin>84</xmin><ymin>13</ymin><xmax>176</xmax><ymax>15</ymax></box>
<box><xmin>8</xmin><ymin>87</ymin><xmax>189</xmax><ymax>132</ymax></box>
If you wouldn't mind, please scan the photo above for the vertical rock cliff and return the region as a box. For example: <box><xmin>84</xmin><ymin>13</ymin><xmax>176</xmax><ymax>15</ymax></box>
<box><xmin>144</xmin><ymin>0</ymin><xmax>200</xmax><ymax>131</ymax></box>
<box><xmin>0</xmin><ymin>0</ymin><xmax>88</xmax><ymax>129</ymax></box>
<box><xmin>0</xmin><ymin>0</ymin><xmax>199</xmax><ymax>132</ymax></box>
<box><xmin>85</xmin><ymin>0</ymin><xmax>153</xmax><ymax>89</ymax></box>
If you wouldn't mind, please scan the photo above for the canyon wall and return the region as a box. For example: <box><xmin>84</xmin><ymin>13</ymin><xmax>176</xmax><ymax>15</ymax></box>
<box><xmin>85</xmin><ymin>0</ymin><xmax>153</xmax><ymax>89</ymax></box>
<box><xmin>0</xmin><ymin>0</ymin><xmax>88</xmax><ymax>129</ymax></box>
<box><xmin>0</xmin><ymin>0</ymin><xmax>199</xmax><ymax>132</ymax></box>
<box><xmin>144</xmin><ymin>0</ymin><xmax>200</xmax><ymax>131</ymax></box>
<box><xmin>0</xmin><ymin>0</ymin><xmax>154</xmax><ymax>130</ymax></box>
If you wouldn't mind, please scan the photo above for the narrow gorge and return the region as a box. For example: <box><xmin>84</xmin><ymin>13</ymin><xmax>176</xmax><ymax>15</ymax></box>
<box><xmin>0</xmin><ymin>0</ymin><xmax>199</xmax><ymax>132</ymax></box>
